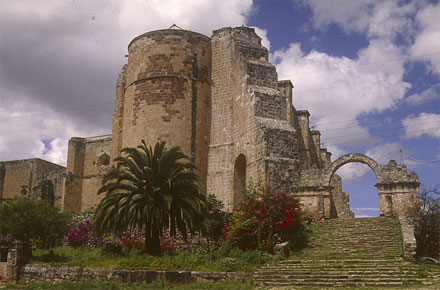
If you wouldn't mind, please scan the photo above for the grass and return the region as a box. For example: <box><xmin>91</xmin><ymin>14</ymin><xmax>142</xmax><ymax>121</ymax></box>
<box><xmin>29</xmin><ymin>246</ymin><xmax>284</xmax><ymax>272</ymax></box>
<box><xmin>2</xmin><ymin>279</ymin><xmax>254</xmax><ymax>290</ymax></box>
<box><xmin>3</xmin><ymin>279</ymin><xmax>440</xmax><ymax>290</ymax></box>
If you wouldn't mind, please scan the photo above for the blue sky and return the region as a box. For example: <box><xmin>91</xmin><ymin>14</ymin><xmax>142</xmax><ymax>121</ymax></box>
<box><xmin>1</xmin><ymin>0</ymin><xmax>439</xmax><ymax>217</ymax></box>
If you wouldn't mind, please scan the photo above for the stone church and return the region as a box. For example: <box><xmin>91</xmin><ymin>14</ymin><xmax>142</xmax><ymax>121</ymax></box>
<box><xmin>0</xmin><ymin>27</ymin><xmax>420</xmax><ymax>219</ymax></box>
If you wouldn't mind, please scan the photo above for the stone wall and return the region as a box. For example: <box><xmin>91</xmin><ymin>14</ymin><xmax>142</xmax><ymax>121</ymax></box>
<box><xmin>0</xmin><ymin>159</ymin><xmax>65</xmax><ymax>207</ymax></box>
<box><xmin>63</xmin><ymin>135</ymin><xmax>112</xmax><ymax>212</ymax></box>
<box><xmin>19</xmin><ymin>265</ymin><xmax>251</xmax><ymax>284</ymax></box>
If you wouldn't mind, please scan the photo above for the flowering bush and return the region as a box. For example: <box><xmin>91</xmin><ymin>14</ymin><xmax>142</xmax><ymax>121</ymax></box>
<box><xmin>66</xmin><ymin>220</ymin><xmax>104</xmax><ymax>247</ymax></box>
<box><xmin>160</xmin><ymin>236</ymin><xmax>175</xmax><ymax>254</ymax></box>
<box><xmin>223</xmin><ymin>187</ymin><xmax>303</xmax><ymax>253</ymax></box>
<box><xmin>120</xmin><ymin>236</ymin><xmax>146</xmax><ymax>254</ymax></box>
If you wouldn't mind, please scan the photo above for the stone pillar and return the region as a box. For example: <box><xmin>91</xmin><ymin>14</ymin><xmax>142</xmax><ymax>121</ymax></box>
<box><xmin>296</xmin><ymin>110</ymin><xmax>311</xmax><ymax>168</ymax></box>
<box><xmin>278</xmin><ymin>80</ymin><xmax>293</xmax><ymax>124</ymax></box>
<box><xmin>0</xmin><ymin>241</ymin><xmax>31</xmax><ymax>282</ymax></box>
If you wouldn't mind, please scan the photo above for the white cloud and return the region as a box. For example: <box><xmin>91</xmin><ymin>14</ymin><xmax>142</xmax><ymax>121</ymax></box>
<box><xmin>273</xmin><ymin>38</ymin><xmax>410</xmax><ymax>150</ymax></box>
<box><xmin>406</xmin><ymin>87</ymin><xmax>439</xmax><ymax>105</ymax></box>
<box><xmin>0</xmin><ymin>0</ymin><xmax>257</xmax><ymax>165</ymax></box>
<box><xmin>365</xmin><ymin>142</ymin><xmax>402</xmax><ymax>164</ymax></box>
<box><xmin>251</xmin><ymin>26</ymin><xmax>271</xmax><ymax>51</ymax></box>
<box><xmin>409</xmin><ymin>2</ymin><xmax>440</xmax><ymax>75</ymax></box>
<box><xmin>297</xmin><ymin>0</ymin><xmax>375</xmax><ymax>34</ymax></box>
<box><xmin>402</xmin><ymin>113</ymin><xmax>440</xmax><ymax>139</ymax></box>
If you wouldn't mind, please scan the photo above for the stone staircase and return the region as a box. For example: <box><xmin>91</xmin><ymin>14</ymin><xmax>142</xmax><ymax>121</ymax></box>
<box><xmin>254</xmin><ymin>217</ymin><xmax>440</xmax><ymax>287</ymax></box>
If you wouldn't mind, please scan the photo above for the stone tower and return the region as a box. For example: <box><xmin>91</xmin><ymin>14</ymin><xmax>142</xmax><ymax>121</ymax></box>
<box><xmin>111</xmin><ymin>29</ymin><xmax>211</xmax><ymax>188</ymax></box>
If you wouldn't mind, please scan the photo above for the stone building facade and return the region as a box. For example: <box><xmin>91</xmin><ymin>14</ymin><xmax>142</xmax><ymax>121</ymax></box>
<box><xmin>0</xmin><ymin>159</ymin><xmax>65</xmax><ymax>207</ymax></box>
<box><xmin>0</xmin><ymin>26</ymin><xmax>420</xmax><ymax>218</ymax></box>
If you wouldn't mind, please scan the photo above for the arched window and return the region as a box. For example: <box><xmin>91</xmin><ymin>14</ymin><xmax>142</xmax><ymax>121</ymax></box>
<box><xmin>97</xmin><ymin>153</ymin><xmax>110</xmax><ymax>166</ymax></box>
<box><xmin>233</xmin><ymin>154</ymin><xmax>246</xmax><ymax>204</ymax></box>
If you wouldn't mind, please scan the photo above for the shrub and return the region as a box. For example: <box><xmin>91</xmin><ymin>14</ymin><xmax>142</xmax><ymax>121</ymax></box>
<box><xmin>223</xmin><ymin>185</ymin><xmax>304</xmax><ymax>253</ymax></box>
<box><xmin>206</xmin><ymin>194</ymin><xmax>231</xmax><ymax>243</ymax></box>
<box><xmin>0</xmin><ymin>197</ymin><xmax>70</xmax><ymax>249</ymax></box>
<box><xmin>66</xmin><ymin>220</ymin><xmax>104</xmax><ymax>247</ymax></box>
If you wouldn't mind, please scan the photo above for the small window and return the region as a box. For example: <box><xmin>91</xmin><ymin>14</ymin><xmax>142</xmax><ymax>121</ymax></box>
<box><xmin>21</xmin><ymin>186</ymin><xmax>28</xmax><ymax>196</ymax></box>
<box><xmin>0</xmin><ymin>248</ymin><xmax>8</xmax><ymax>262</ymax></box>
<box><xmin>97</xmin><ymin>153</ymin><xmax>110</xmax><ymax>166</ymax></box>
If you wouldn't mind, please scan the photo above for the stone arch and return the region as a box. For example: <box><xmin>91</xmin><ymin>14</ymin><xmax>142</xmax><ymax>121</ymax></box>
<box><xmin>97</xmin><ymin>153</ymin><xmax>110</xmax><ymax>166</ymax></box>
<box><xmin>233</xmin><ymin>154</ymin><xmax>246</xmax><ymax>204</ymax></box>
<box><xmin>326</xmin><ymin>153</ymin><xmax>383</xmax><ymax>187</ymax></box>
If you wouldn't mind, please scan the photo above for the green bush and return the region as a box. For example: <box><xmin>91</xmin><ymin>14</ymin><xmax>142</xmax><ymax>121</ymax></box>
<box><xmin>206</xmin><ymin>194</ymin><xmax>231</xmax><ymax>243</ymax></box>
<box><xmin>0</xmin><ymin>197</ymin><xmax>71</xmax><ymax>249</ymax></box>
<box><xmin>223</xmin><ymin>185</ymin><xmax>304</xmax><ymax>253</ymax></box>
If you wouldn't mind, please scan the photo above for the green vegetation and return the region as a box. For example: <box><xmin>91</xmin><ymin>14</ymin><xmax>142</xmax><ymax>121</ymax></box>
<box><xmin>407</xmin><ymin>185</ymin><xmax>440</xmax><ymax>259</ymax></box>
<box><xmin>94</xmin><ymin>141</ymin><xmax>209</xmax><ymax>256</ymax></box>
<box><xmin>2</xmin><ymin>279</ymin><xmax>254</xmax><ymax>290</ymax></box>
<box><xmin>30</xmin><ymin>246</ymin><xmax>284</xmax><ymax>272</ymax></box>
<box><xmin>0</xmin><ymin>197</ymin><xmax>70</xmax><ymax>249</ymax></box>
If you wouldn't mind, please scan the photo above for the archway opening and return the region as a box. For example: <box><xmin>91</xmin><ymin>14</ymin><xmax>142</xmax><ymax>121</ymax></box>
<box><xmin>331</xmin><ymin>162</ymin><xmax>380</xmax><ymax>218</ymax></box>
<box><xmin>233</xmin><ymin>154</ymin><xmax>246</xmax><ymax>204</ymax></box>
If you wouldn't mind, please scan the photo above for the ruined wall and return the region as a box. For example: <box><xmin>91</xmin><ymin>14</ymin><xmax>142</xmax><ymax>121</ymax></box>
<box><xmin>377</xmin><ymin>160</ymin><xmax>420</xmax><ymax>217</ymax></box>
<box><xmin>111</xmin><ymin>29</ymin><xmax>211</xmax><ymax>189</ymax></box>
<box><xmin>0</xmin><ymin>159</ymin><xmax>65</xmax><ymax>207</ymax></box>
<box><xmin>330</xmin><ymin>174</ymin><xmax>354</xmax><ymax>219</ymax></box>
<box><xmin>207</xmin><ymin>27</ymin><xmax>298</xmax><ymax>209</ymax></box>
<box><xmin>63</xmin><ymin>135</ymin><xmax>112</xmax><ymax>212</ymax></box>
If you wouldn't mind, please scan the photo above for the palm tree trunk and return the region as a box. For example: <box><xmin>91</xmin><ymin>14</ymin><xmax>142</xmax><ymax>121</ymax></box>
<box><xmin>145</xmin><ymin>222</ymin><xmax>161</xmax><ymax>256</ymax></box>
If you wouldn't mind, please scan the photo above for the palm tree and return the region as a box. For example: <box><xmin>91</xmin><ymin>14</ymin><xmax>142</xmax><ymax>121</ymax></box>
<box><xmin>94</xmin><ymin>141</ymin><xmax>208</xmax><ymax>255</ymax></box>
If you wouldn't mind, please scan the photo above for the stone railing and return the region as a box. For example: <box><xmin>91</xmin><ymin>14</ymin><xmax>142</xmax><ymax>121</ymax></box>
<box><xmin>398</xmin><ymin>216</ymin><xmax>417</xmax><ymax>259</ymax></box>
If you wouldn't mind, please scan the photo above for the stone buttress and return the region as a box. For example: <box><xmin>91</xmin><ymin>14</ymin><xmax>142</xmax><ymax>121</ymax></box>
<box><xmin>207</xmin><ymin>27</ymin><xmax>298</xmax><ymax>209</ymax></box>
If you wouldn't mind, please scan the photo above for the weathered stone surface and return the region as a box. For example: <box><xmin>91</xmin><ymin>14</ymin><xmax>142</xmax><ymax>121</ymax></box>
<box><xmin>0</xmin><ymin>159</ymin><xmax>65</xmax><ymax>207</ymax></box>
<box><xmin>19</xmin><ymin>264</ymin><xmax>251</xmax><ymax>284</ymax></box>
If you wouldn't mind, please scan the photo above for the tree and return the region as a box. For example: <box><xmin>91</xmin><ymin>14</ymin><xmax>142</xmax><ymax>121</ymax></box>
<box><xmin>406</xmin><ymin>185</ymin><xmax>440</xmax><ymax>259</ymax></box>
<box><xmin>0</xmin><ymin>197</ymin><xmax>70</xmax><ymax>249</ymax></box>
<box><xmin>94</xmin><ymin>141</ymin><xmax>208</xmax><ymax>256</ymax></box>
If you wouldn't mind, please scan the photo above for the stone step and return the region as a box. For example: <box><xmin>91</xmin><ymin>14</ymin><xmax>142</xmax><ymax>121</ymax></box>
<box><xmin>254</xmin><ymin>277</ymin><xmax>425</xmax><ymax>283</ymax></box>
<box><xmin>256</xmin><ymin>281</ymin><xmax>407</xmax><ymax>287</ymax></box>
<box><xmin>252</xmin><ymin>217</ymin><xmax>440</xmax><ymax>287</ymax></box>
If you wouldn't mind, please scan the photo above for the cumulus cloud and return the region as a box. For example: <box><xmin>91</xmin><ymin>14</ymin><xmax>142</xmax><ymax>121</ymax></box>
<box><xmin>275</xmin><ymin>0</ymin><xmax>438</xmax><ymax>158</ymax></box>
<box><xmin>402</xmin><ymin>113</ymin><xmax>440</xmax><ymax>139</ymax></box>
<box><xmin>409</xmin><ymin>2</ymin><xmax>440</xmax><ymax>75</ymax></box>
<box><xmin>274</xmin><ymin>38</ymin><xmax>410</xmax><ymax>150</ymax></box>
<box><xmin>406</xmin><ymin>87</ymin><xmax>439</xmax><ymax>105</ymax></box>
<box><xmin>0</xmin><ymin>0</ymin><xmax>257</xmax><ymax>164</ymax></box>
